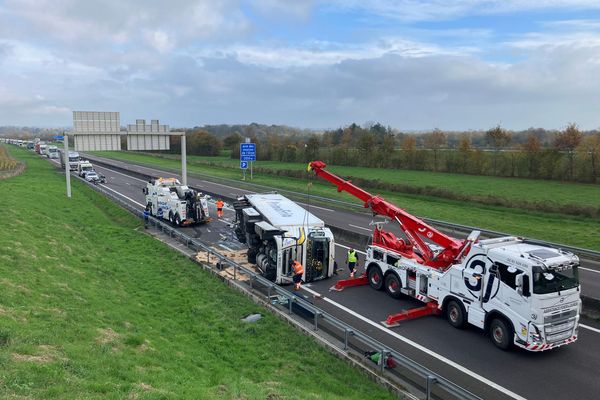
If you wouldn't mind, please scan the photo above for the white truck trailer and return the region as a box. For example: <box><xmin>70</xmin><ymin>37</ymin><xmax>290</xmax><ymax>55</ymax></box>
<box><xmin>233</xmin><ymin>193</ymin><xmax>335</xmax><ymax>285</ymax></box>
<box><xmin>143</xmin><ymin>177</ymin><xmax>210</xmax><ymax>226</ymax></box>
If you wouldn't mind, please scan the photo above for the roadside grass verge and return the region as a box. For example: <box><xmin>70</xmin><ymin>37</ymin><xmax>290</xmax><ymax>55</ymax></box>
<box><xmin>91</xmin><ymin>150</ymin><xmax>600</xmax><ymax>251</ymax></box>
<box><xmin>94</xmin><ymin>151</ymin><xmax>600</xmax><ymax>217</ymax></box>
<box><xmin>0</xmin><ymin>147</ymin><xmax>395</xmax><ymax>400</ymax></box>
<box><xmin>0</xmin><ymin>145</ymin><xmax>25</xmax><ymax>179</ymax></box>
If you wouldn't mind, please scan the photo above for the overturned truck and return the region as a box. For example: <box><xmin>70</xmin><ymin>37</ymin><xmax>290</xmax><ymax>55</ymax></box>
<box><xmin>234</xmin><ymin>193</ymin><xmax>335</xmax><ymax>285</ymax></box>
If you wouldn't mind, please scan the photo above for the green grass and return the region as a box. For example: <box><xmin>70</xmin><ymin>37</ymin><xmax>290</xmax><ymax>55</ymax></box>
<box><xmin>91</xmin><ymin>151</ymin><xmax>600</xmax><ymax>251</ymax></box>
<box><xmin>0</xmin><ymin>146</ymin><xmax>395</xmax><ymax>400</ymax></box>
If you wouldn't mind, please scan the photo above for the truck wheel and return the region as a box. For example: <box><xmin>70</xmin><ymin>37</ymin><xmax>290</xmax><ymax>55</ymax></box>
<box><xmin>146</xmin><ymin>203</ymin><xmax>154</xmax><ymax>217</ymax></box>
<box><xmin>247</xmin><ymin>248</ymin><xmax>258</xmax><ymax>264</ymax></box>
<box><xmin>384</xmin><ymin>273</ymin><xmax>403</xmax><ymax>299</ymax></box>
<box><xmin>174</xmin><ymin>214</ymin><xmax>181</xmax><ymax>227</ymax></box>
<box><xmin>490</xmin><ymin>318</ymin><xmax>512</xmax><ymax>350</ymax></box>
<box><xmin>446</xmin><ymin>300</ymin><xmax>466</xmax><ymax>329</ymax></box>
<box><xmin>367</xmin><ymin>266</ymin><xmax>384</xmax><ymax>290</ymax></box>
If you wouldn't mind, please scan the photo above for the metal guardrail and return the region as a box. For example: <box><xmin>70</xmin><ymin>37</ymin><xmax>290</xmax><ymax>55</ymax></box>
<box><xmin>80</xmin><ymin>177</ymin><xmax>481</xmax><ymax>400</ymax></box>
<box><xmin>86</xmin><ymin>154</ymin><xmax>600</xmax><ymax>262</ymax></box>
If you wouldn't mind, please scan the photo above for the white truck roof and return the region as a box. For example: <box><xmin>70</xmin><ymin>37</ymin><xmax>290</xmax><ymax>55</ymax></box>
<box><xmin>477</xmin><ymin>238</ymin><xmax>578</xmax><ymax>269</ymax></box>
<box><xmin>244</xmin><ymin>193</ymin><xmax>324</xmax><ymax>229</ymax></box>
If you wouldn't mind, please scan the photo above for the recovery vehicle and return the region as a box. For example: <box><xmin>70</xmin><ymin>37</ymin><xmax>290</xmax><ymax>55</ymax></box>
<box><xmin>143</xmin><ymin>177</ymin><xmax>209</xmax><ymax>226</ymax></box>
<box><xmin>233</xmin><ymin>193</ymin><xmax>335</xmax><ymax>285</ymax></box>
<box><xmin>308</xmin><ymin>161</ymin><xmax>581</xmax><ymax>351</ymax></box>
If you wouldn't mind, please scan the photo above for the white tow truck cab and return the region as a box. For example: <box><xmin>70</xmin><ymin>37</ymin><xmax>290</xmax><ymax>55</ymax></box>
<box><xmin>77</xmin><ymin>161</ymin><xmax>94</xmax><ymax>177</ymax></box>
<box><xmin>143</xmin><ymin>177</ymin><xmax>209</xmax><ymax>226</ymax></box>
<box><xmin>367</xmin><ymin>234</ymin><xmax>580</xmax><ymax>351</ymax></box>
<box><xmin>233</xmin><ymin>193</ymin><xmax>335</xmax><ymax>285</ymax></box>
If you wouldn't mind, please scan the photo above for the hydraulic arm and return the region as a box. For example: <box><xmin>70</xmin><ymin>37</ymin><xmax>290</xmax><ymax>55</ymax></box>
<box><xmin>307</xmin><ymin>161</ymin><xmax>466</xmax><ymax>269</ymax></box>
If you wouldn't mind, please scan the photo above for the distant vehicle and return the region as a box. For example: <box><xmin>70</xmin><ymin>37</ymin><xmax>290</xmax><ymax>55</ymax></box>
<box><xmin>78</xmin><ymin>161</ymin><xmax>94</xmax><ymax>177</ymax></box>
<box><xmin>47</xmin><ymin>146</ymin><xmax>59</xmax><ymax>159</ymax></box>
<box><xmin>39</xmin><ymin>144</ymin><xmax>48</xmax><ymax>155</ymax></box>
<box><xmin>143</xmin><ymin>177</ymin><xmax>210</xmax><ymax>226</ymax></box>
<box><xmin>84</xmin><ymin>171</ymin><xmax>106</xmax><ymax>184</ymax></box>
<box><xmin>26</xmin><ymin>142</ymin><xmax>34</xmax><ymax>150</ymax></box>
<box><xmin>59</xmin><ymin>150</ymin><xmax>80</xmax><ymax>171</ymax></box>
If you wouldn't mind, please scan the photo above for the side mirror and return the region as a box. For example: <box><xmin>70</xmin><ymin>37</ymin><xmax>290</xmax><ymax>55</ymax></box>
<box><xmin>515</xmin><ymin>274</ymin><xmax>530</xmax><ymax>297</ymax></box>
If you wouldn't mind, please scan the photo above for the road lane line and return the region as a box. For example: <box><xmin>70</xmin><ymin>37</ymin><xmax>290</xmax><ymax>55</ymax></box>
<box><xmin>295</xmin><ymin>202</ymin><xmax>334</xmax><ymax>212</ymax></box>
<box><xmin>98</xmin><ymin>184</ymin><xmax>145</xmax><ymax>207</ymax></box>
<box><xmin>580</xmin><ymin>324</ymin><xmax>600</xmax><ymax>334</ymax></box>
<box><xmin>579</xmin><ymin>267</ymin><xmax>600</xmax><ymax>274</ymax></box>
<box><xmin>348</xmin><ymin>224</ymin><xmax>371</xmax><ymax>232</ymax></box>
<box><xmin>335</xmin><ymin>243</ymin><xmax>367</xmax><ymax>255</ymax></box>
<box><xmin>301</xmin><ymin>286</ymin><xmax>527</xmax><ymax>400</ymax></box>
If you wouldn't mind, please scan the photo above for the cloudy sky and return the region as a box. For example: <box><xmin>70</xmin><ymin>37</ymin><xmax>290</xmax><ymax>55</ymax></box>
<box><xmin>1</xmin><ymin>0</ymin><xmax>600</xmax><ymax>130</ymax></box>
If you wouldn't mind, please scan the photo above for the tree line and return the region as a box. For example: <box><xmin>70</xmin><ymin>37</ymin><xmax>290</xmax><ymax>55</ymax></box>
<box><xmin>170</xmin><ymin>122</ymin><xmax>600</xmax><ymax>183</ymax></box>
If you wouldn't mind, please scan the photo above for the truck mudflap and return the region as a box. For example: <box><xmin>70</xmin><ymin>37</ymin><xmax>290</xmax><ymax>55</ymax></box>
<box><xmin>517</xmin><ymin>335</ymin><xmax>578</xmax><ymax>352</ymax></box>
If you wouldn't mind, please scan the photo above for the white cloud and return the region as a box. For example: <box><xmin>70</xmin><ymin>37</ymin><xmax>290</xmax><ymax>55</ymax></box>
<box><xmin>322</xmin><ymin>0</ymin><xmax>600</xmax><ymax>21</ymax></box>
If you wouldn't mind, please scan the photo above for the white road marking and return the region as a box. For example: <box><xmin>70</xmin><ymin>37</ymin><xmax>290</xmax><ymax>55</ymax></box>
<box><xmin>296</xmin><ymin>202</ymin><xmax>334</xmax><ymax>212</ymax></box>
<box><xmin>98</xmin><ymin>184</ymin><xmax>145</xmax><ymax>207</ymax></box>
<box><xmin>335</xmin><ymin>243</ymin><xmax>367</xmax><ymax>256</ymax></box>
<box><xmin>301</xmin><ymin>286</ymin><xmax>528</xmax><ymax>400</ymax></box>
<box><xmin>580</xmin><ymin>324</ymin><xmax>600</xmax><ymax>334</ymax></box>
<box><xmin>579</xmin><ymin>267</ymin><xmax>600</xmax><ymax>274</ymax></box>
<box><xmin>348</xmin><ymin>223</ymin><xmax>372</xmax><ymax>232</ymax></box>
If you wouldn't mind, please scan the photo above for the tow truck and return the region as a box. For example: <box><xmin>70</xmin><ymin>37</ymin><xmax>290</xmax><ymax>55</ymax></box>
<box><xmin>143</xmin><ymin>177</ymin><xmax>209</xmax><ymax>226</ymax></box>
<box><xmin>308</xmin><ymin>161</ymin><xmax>581</xmax><ymax>351</ymax></box>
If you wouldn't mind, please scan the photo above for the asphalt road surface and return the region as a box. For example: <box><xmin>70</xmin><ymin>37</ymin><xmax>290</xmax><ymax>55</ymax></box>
<box><xmin>53</xmin><ymin>156</ymin><xmax>600</xmax><ymax>400</ymax></box>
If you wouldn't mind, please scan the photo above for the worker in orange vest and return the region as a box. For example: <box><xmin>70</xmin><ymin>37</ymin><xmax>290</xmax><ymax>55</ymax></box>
<box><xmin>292</xmin><ymin>260</ymin><xmax>304</xmax><ymax>291</ymax></box>
<box><xmin>216</xmin><ymin>199</ymin><xmax>224</xmax><ymax>218</ymax></box>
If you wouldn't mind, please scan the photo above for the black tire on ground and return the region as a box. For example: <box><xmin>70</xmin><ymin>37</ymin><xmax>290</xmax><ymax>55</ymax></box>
<box><xmin>446</xmin><ymin>300</ymin><xmax>467</xmax><ymax>329</ymax></box>
<box><xmin>147</xmin><ymin>203</ymin><xmax>154</xmax><ymax>217</ymax></box>
<box><xmin>367</xmin><ymin>266</ymin><xmax>384</xmax><ymax>290</ymax></box>
<box><xmin>174</xmin><ymin>214</ymin><xmax>181</xmax><ymax>227</ymax></box>
<box><xmin>247</xmin><ymin>248</ymin><xmax>258</xmax><ymax>264</ymax></box>
<box><xmin>384</xmin><ymin>273</ymin><xmax>403</xmax><ymax>299</ymax></box>
<box><xmin>490</xmin><ymin>318</ymin><xmax>512</xmax><ymax>350</ymax></box>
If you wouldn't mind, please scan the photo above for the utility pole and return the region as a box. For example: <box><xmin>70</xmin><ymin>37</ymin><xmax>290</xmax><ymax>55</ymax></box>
<box><xmin>64</xmin><ymin>133</ymin><xmax>71</xmax><ymax>198</ymax></box>
<box><xmin>181</xmin><ymin>133</ymin><xmax>187</xmax><ymax>185</ymax></box>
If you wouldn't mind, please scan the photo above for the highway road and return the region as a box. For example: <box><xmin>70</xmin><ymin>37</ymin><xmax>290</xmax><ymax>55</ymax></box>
<box><xmin>55</xmin><ymin>156</ymin><xmax>600</xmax><ymax>400</ymax></box>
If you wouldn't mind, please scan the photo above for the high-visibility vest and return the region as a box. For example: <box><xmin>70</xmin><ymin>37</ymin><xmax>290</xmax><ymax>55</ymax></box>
<box><xmin>293</xmin><ymin>262</ymin><xmax>304</xmax><ymax>275</ymax></box>
<box><xmin>348</xmin><ymin>250</ymin><xmax>357</xmax><ymax>263</ymax></box>
<box><xmin>216</xmin><ymin>200</ymin><xmax>224</xmax><ymax>208</ymax></box>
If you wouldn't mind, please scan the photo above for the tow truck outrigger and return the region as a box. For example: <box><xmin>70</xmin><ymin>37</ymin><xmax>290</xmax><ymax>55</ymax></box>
<box><xmin>308</xmin><ymin>161</ymin><xmax>581</xmax><ymax>351</ymax></box>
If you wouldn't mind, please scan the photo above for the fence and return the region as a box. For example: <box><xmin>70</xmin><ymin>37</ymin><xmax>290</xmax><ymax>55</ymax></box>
<box><xmin>80</xmin><ymin>176</ymin><xmax>482</xmax><ymax>400</ymax></box>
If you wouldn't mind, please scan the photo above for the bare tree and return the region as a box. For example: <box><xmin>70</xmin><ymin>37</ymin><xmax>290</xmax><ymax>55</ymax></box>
<box><xmin>579</xmin><ymin>133</ymin><xmax>600</xmax><ymax>182</ymax></box>
<box><xmin>424</xmin><ymin>128</ymin><xmax>447</xmax><ymax>171</ymax></box>
<box><xmin>522</xmin><ymin>133</ymin><xmax>541</xmax><ymax>178</ymax></box>
<box><xmin>486</xmin><ymin>124</ymin><xmax>511</xmax><ymax>175</ymax></box>
<box><xmin>554</xmin><ymin>123</ymin><xmax>583</xmax><ymax>180</ymax></box>
<box><xmin>457</xmin><ymin>134</ymin><xmax>472</xmax><ymax>173</ymax></box>
<box><xmin>401</xmin><ymin>135</ymin><xmax>417</xmax><ymax>169</ymax></box>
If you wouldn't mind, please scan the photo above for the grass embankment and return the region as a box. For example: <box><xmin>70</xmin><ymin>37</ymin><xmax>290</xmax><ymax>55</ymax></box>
<box><xmin>0</xmin><ymin>146</ymin><xmax>25</xmax><ymax>179</ymax></box>
<box><xmin>92</xmin><ymin>151</ymin><xmax>600</xmax><ymax>251</ymax></box>
<box><xmin>0</xmin><ymin>146</ymin><xmax>395</xmax><ymax>400</ymax></box>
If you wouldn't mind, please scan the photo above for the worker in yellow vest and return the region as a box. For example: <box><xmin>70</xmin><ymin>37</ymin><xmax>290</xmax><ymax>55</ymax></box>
<box><xmin>216</xmin><ymin>199</ymin><xmax>224</xmax><ymax>218</ymax></box>
<box><xmin>292</xmin><ymin>260</ymin><xmax>304</xmax><ymax>291</ymax></box>
<box><xmin>347</xmin><ymin>248</ymin><xmax>358</xmax><ymax>278</ymax></box>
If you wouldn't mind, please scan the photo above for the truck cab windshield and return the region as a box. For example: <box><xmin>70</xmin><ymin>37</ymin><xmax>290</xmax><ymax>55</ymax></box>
<box><xmin>532</xmin><ymin>265</ymin><xmax>579</xmax><ymax>294</ymax></box>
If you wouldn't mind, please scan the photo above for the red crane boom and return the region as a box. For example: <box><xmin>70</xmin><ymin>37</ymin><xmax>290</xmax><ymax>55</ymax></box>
<box><xmin>307</xmin><ymin>161</ymin><xmax>465</xmax><ymax>269</ymax></box>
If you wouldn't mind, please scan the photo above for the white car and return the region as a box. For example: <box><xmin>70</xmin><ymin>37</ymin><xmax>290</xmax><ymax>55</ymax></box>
<box><xmin>84</xmin><ymin>171</ymin><xmax>106</xmax><ymax>184</ymax></box>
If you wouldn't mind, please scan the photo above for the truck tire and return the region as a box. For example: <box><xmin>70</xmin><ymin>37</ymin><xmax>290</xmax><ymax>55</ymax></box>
<box><xmin>384</xmin><ymin>273</ymin><xmax>403</xmax><ymax>299</ymax></box>
<box><xmin>446</xmin><ymin>300</ymin><xmax>467</xmax><ymax>329</ymax></box>
<box><xmin>247</xmin><ymin>248</ymin><xmax>258</xmax><ymax>264</ymax></box>
<box><xmin>146</xmin><ymin>203</ymin><xmax>154</xmax><ymax>217</ymax></box>
<box><xmin>367</xmin><ymin>266</ymin><xmax>384</xmax><ymax>291</ymax></box>
<box><xmin>490</xmin><ymin>318</ymin><xmax>512</xmax><ymax>350</ymax></box>
<box><xmin>174</xmin><ymin>214</ymin><xmax>182</xmax><ymax>227</ymax></box>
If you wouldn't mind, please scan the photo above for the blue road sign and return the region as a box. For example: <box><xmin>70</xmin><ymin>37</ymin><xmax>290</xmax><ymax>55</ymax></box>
<box><xmin>240</xmin><ymin>161</ymin><xmax>248</xmax><ymax>169</ymax></box>
<box><xmin>240</xmin><ymin>143</ymin><xmax>256</xmax><ymax>161</ymax></box>
<box><xmin>54</xmin><ymin>135</ymin><xmax>65</xmax><ymax>140</ymax></box>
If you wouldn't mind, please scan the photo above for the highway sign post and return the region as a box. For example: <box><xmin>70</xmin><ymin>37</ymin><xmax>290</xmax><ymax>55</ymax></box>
<box><xmin>63</xmin><ymin>134</ymin><xmax>71</xmax><ymax>198</ymax></box>
<box><xmin>240</xmin><ymin>141</ymin><xmax>256</xmax><ymax>180</ymax></box>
